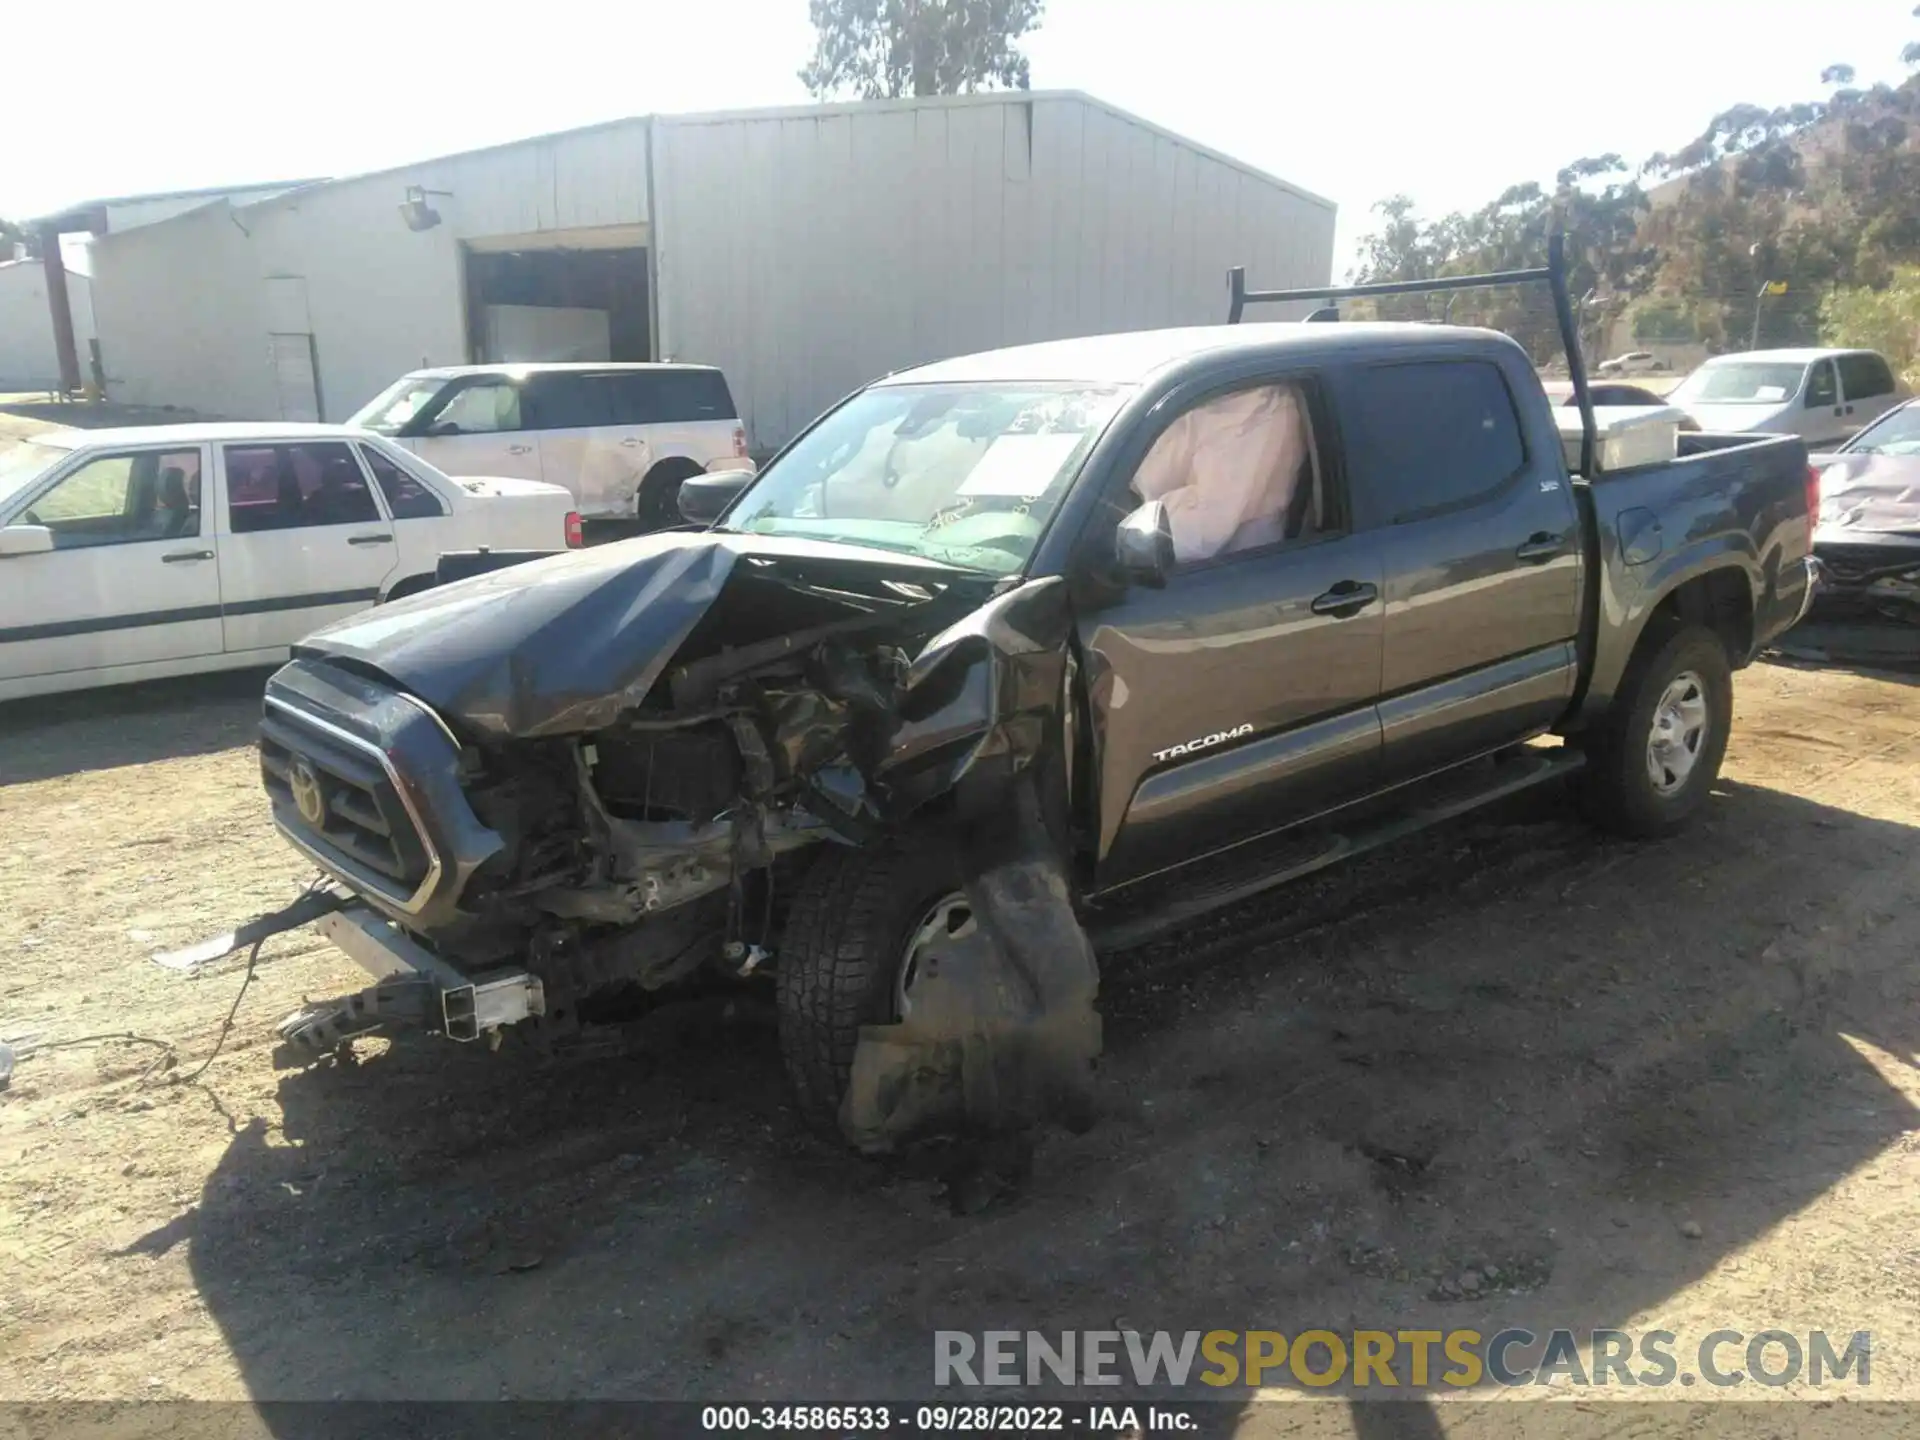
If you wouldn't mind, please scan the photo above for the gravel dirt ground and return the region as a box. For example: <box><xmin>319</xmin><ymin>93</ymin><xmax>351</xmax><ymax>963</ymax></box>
<box><xmin>5</xmin><ymin>646</ymin><xmax>1920</xmax><ymax>1430</ymax></box>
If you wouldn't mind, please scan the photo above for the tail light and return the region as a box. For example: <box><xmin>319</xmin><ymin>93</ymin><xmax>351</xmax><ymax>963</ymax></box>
<box><xmin>1806</xmin><ymin>464</ymin><xmax>1821</xmax><ymax>523</ymax></box>
<box><xmin>732</xmin><ymin>425</ymin><xmax>748</xmax><ymax>459</ymax></box>
<box><xmin>564</xmin><ymin>510</ymin><xmax>584</xmax><ymax>549</ymax></box>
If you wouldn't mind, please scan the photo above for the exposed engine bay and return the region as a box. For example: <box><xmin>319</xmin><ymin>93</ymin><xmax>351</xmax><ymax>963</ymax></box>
<box><xmin>208</xmin><ymin>532</ymin><xmax>1102</xmax><ymax>1150</ymax></box>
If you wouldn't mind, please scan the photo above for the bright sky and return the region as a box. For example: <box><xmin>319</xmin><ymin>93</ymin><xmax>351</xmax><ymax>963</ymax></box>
<box><xmin>7</xmin><ymin>0</ymin><xmax>1916</xmax><ymax>274</ymax></box>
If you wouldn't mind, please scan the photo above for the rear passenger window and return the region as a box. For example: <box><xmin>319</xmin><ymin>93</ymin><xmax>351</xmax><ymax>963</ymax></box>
<box><xmin>524</xmin><ymin>373</ymin><xmax>613</xmax><ymax>431</ymax></box>
<box><xmin>226</xmin><ymin>442</ymin><xmax>380</xmax><ymax>532</ymax></box>
<box><xmin>1838</xmin><ymin>353</ymin><xmax>1894</xmax><ymax>400</ymax></box>
<box><xmin>360</xmin><ymin>446</ymin><xmax>445</xmax><ymax>519</ymax></box>
<box><xmin>603</xmin><ymin>369</ymin><xmax>737</xmax><ymax>425</ymax></box>
<box><xmin>1342</xmin><ymin>361</ymin><xmax>1527</xmax><ymax>523</ymax></box>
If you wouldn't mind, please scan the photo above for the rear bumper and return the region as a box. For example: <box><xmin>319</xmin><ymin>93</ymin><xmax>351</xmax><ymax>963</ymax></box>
<box><xmin>1755</xmin><ymin>555</ymin><xmax>1822</xmax><ymax>652</ymax></box>
<box><xmin>1790</xmin><ymin>555</ymin><xmax>1822</xmax><ymax>628</ymax></box>
<box><xmin>317</xmin><ymin>907</ymin><xmax>544</xmax><ymax>1042</ymax></box>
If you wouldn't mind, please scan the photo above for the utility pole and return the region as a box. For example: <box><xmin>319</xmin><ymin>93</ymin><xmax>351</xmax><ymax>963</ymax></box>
<box><xmin>1747</xmin><ymin>241</ymin><xmax>1785</xmax><ymax>351</ymax></box>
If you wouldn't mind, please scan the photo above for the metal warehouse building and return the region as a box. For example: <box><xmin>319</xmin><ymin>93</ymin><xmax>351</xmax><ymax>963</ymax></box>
<box><xmin>85</xmin><ymin>91</ymin><xmax>1335</xmax><ymax>453</ymax></box>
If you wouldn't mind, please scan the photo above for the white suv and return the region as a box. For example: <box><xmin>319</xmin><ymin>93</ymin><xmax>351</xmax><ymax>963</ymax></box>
<box><xmin>349</xmin><ymin>363</ymin><xmax>753</xmax><ymax>528</ymax></box>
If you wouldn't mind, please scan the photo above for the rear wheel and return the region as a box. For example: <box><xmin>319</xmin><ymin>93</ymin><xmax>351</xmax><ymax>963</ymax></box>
<box><xmin>381</xmin><ymin>573</ymin><xmax>438</xmax><ymax>604</ymax></box>
<box><xmin>635</xmin><ymin>458</ymin><xmax>705</xmax><ymax>532</ymax></box>
<box><xmin>775</xmin><ymin>841</ymin><xmax>967</xmax><ymax>1135</ymax></box>
<box><xmin>1576</xmin><ymin>620</ymin><xmax>1733</xmax><ymax>837</ymax></box>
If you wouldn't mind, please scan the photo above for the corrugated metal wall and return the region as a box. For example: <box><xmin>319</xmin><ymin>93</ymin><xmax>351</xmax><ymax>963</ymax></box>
<box><xmin>653</xmin><ymin>93</ymin><xmax>1335</xmax><ymax>451</ymax></box>
<box><xmin>88</xmin><ymin>96</ymin><xmax>1332</xmax><ymax>447</ymax></box>
<box><xmin>91</xmin><ymin>202</ymin><xmax>275</xmax><ymax>416</ymax></box>
<box><xmin>90</xmin><ymin>119</ymin><xmax>655</xmax><ymax>422</ymax></box>
<box><xmin>250</xmin><ymin>117</ymin><xmax>655</xmax><ymax>421</ymax></box>
<box><xmin>0</xmin><ymin>264</ymin><xmax>93</xmax><ymax>392</ymax></box>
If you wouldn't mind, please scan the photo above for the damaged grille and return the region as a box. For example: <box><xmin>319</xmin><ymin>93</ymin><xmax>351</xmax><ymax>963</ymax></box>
<box><xmin>261</xmin><ymin>700</ymin><xmax>435</xmax><ymax>906</ymax></box>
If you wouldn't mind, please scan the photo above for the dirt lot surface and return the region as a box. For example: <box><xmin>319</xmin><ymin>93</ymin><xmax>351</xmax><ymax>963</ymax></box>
<box><xmin>5</xmin><ymin>658</ymin><xmax>1920</xmax><ymax>1429</ymax></box>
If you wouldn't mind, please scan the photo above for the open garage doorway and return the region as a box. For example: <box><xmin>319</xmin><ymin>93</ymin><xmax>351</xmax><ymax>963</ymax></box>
<box><xmin>461</xmin><ymin>230</ymin><xmax>651</xmax><ymax>365</ymax></box>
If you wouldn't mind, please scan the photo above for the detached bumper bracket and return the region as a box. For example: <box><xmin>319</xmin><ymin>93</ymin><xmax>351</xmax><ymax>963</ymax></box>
<box><xmin>151</xmin><ymin>888</ymin><xmax>355</xmax><ymax>972</ymax></box>
<box><xmin>316</xmin><ymin>908</ymin><xmax>545</xmax><ymax>1041</ymax></box>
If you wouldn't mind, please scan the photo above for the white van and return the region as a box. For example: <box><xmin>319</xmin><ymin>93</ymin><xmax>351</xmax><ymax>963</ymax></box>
<box><xmin>349</xmin><ymin>363</ymin><xmax>753</xmax><ymax>528</ymax></box>
<box><xmin>1668</xmin><ymin>348</ymin><xmax>1910</xmax><ymax>447</ymax></box>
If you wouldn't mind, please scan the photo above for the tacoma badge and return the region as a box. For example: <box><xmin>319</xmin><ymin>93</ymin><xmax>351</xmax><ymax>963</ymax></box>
<box><xmin>1153</xmin><ymin>722</ymin><xmax>1255</xmax><ymax>764</ymax></box>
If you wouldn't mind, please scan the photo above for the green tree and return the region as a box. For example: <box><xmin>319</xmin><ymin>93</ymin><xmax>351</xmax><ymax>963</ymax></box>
<box><xmin>1631</xmin><ymin>299</ymin><xmax>1700</xmax><ymax>342</ymax></box>
<box><xmin>1350</xmin><ymin>157</ymin><xmax>1652</xmax><ymax>364</ymax></box>
<box><xmin>800</xmin><ymin>0</ymin><xmax>1043</xmax><ymax>100</ymax></box>
<box><xmin>1353</xmin><ymin>4</ymin><xmax>1920</xmax><ymax>361</ymax></box>
<box><xmin>1350</xmin><ymin>195</ymin><xmax>1440</xmax><ymax>283</ymax></box>
<box><xmin>1822</xmin><ymin>265</ymin><xmax>1920</xmax><ymax>384</ymax></box>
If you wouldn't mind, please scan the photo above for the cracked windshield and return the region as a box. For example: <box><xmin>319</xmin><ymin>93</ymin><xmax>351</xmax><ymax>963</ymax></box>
<box><xmin>723</xmin><ymin>383</ymin><xmax>1129</xmax><ymax>572</ymax></box>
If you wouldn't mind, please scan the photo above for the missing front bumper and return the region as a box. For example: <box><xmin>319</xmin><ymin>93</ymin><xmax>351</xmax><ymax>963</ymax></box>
<box><xmin>313</xmin><ymin>908</ymin><xmax>545</xmax><ymax>1042</ymax></box>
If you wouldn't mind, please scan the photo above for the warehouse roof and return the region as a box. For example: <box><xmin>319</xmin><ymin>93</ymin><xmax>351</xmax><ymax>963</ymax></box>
<box><xmin>219</xmin><ymin>90</ymin><xmax>1333</xmax><ymax>221</ymax></box>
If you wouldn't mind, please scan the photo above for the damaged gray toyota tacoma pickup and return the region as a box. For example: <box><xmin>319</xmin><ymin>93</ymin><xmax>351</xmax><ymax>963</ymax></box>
<box><xmin>188</xmin><ymin>242</ymin><xmax>1819</xmax><ymax>1150</ymax></box>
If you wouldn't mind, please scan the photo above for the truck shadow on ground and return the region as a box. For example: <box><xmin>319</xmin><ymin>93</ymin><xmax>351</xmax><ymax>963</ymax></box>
<box><xmin>1770</xmin><ymin>621</ymin><xmax>1920</xmax><ymax>685</ymax></box>
<box><xmin>150</xmin><ymin>777</ymin><xmax>1920</xmax><ymax>1427</ymax></box>
<box><xmin>0</xmin><ymin>668</ymin><xmax>272</xmax><ymax>786</ymax></box>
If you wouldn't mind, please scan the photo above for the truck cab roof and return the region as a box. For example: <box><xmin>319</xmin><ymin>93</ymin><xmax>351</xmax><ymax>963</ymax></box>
<box><xmin>885</xmin><ymin>321</ymin><xmax>1524</xmax><ymax>387</ymax></box>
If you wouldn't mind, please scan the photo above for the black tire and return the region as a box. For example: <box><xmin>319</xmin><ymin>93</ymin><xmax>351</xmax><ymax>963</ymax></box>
<box><xmin>635</xmin><ymin>460</ymin><xmax>704</xmax><ymax>532</ymax></box>
<box><xmin>1576</xmin><ymin>620</ymin><xmax>1733</xmax><ymax>838</ymax></box>
<box><xmin>381</xmin><ymin>573</ymin><xmax>438</xmax><ymax>604</ymax></box>
<box><xmin>775</xmin><ymin>839</ymin><xmax>964</xmax><ymax>1135</ymax></box>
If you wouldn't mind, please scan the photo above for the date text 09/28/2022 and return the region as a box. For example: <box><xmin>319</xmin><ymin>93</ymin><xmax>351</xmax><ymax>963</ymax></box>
<box><xmin>701</xmin><ymin>1405</ymin><xmax>1194</xmax><ymax>1433</ymax></box>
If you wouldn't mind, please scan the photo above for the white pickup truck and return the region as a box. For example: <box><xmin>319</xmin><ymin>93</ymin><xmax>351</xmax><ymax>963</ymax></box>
<box><xmin>0</xmin><ymin>422</ymin><xmax>580</xmax><ymax>701</ymax></box>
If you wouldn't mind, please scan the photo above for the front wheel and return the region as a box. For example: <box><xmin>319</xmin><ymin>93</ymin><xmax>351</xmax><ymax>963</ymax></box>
<box><xmin>774</xmin><ymin>841</ymin><xmax>969</xmax><ymax>1137</ymax></box>
<box><xmin>1576</xmin><ymin>620</ymin><xmax>1733</xmax><ymax>838</ymax></box>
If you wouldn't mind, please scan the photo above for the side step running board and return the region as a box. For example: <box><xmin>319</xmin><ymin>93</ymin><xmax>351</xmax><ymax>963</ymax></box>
<box><xmin>1086</xmin><ymin>747</ymin><xmax>1586</xmax><ymax>953</ymax></box>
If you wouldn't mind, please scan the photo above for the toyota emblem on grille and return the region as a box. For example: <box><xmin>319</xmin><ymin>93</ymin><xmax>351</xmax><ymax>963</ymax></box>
<box><xmin>289</xmin><ymin>758</ymin><xmax>327</xmax><ymax>828</ymax></box>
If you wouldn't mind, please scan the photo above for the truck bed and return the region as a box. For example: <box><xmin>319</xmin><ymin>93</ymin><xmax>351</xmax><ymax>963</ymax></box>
<box><xmin>1572</xmin><ymin>430</ymin><xmax>1814</xmax><ymax>724</ymax></box>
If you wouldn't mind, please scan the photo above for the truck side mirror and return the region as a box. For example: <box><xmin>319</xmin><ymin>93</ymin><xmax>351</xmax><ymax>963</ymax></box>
<box><xmin>678</xmin><ymin>468</ymin><xmax>755</xmax><ymax>525</ymax></box>
<box><xmin>1115</xmin><ymin>500</ymin><xmax>1175</xmax><ymax>587</ymax></box>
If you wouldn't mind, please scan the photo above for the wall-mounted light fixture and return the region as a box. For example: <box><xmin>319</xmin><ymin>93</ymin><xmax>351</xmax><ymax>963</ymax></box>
<box><xmin>399</xmin><ymin>185</ymin><xmax>454</xmax><ymax>232</ymax></box>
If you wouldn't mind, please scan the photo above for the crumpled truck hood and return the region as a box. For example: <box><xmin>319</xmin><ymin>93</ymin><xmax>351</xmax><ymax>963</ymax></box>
<box><xmin>295</xmin><ymin>531</ymin><xmax>986</xmax><ymax>740</ymax></box>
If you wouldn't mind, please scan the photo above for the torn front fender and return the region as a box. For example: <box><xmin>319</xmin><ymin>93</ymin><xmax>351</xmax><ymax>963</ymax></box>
<box><xmin>878</xmin><ymin>576</ymin><xmax>1077</xmax><ymax>817</ymax></box>
<box><xmin>840</xmin><ymin>778</ymin><xmax>1100</xmax><ymax>1152</ymax></box>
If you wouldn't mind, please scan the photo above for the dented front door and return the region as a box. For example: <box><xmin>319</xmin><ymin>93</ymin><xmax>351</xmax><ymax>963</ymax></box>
<box><xmin>1078</xmin><ymin>537</ymin><xmax>1386</xmax><ymax>889</ymax></box>
<box><xmin>1073</xmin><ymin>372</ymin><xmax>1386</xmax><ymax>891</ymax></box>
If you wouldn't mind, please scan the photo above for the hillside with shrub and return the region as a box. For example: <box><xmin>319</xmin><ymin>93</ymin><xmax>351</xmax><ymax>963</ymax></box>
<box><xmin>1352</xmin><ymin>5</ymin><xmax>1920</xmax><ymax>384</ymax></box>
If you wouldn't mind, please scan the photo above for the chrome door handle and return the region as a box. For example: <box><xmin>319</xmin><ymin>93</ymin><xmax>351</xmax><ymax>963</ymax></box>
<box><xmin>347</xmin><ymin>533</ymin><xmax>393</xmax><ymax>546</ymax></box>
<box><xmin>620</xmin><ymin>437</ymin><xmax>644</xmax><ymax>447</ymax></box>
<box><xmin>1515</xmin><ymin>531</ymin><xmax>1566</xmax><ymax>564</ymax></box>
<box><xmin>161</xmin><ymin>548</ymin><xmax>214</xmax><ymax>563</ymax></box>
<box><xmin>508</xmin><ymin>444</ymin><xmax>534</xmax><ymax>455</ymax></box>
<box><xmin>1309</xmin><ymin>580</ymin><xmax>1378</xmax><ymax>617</ymax></box>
